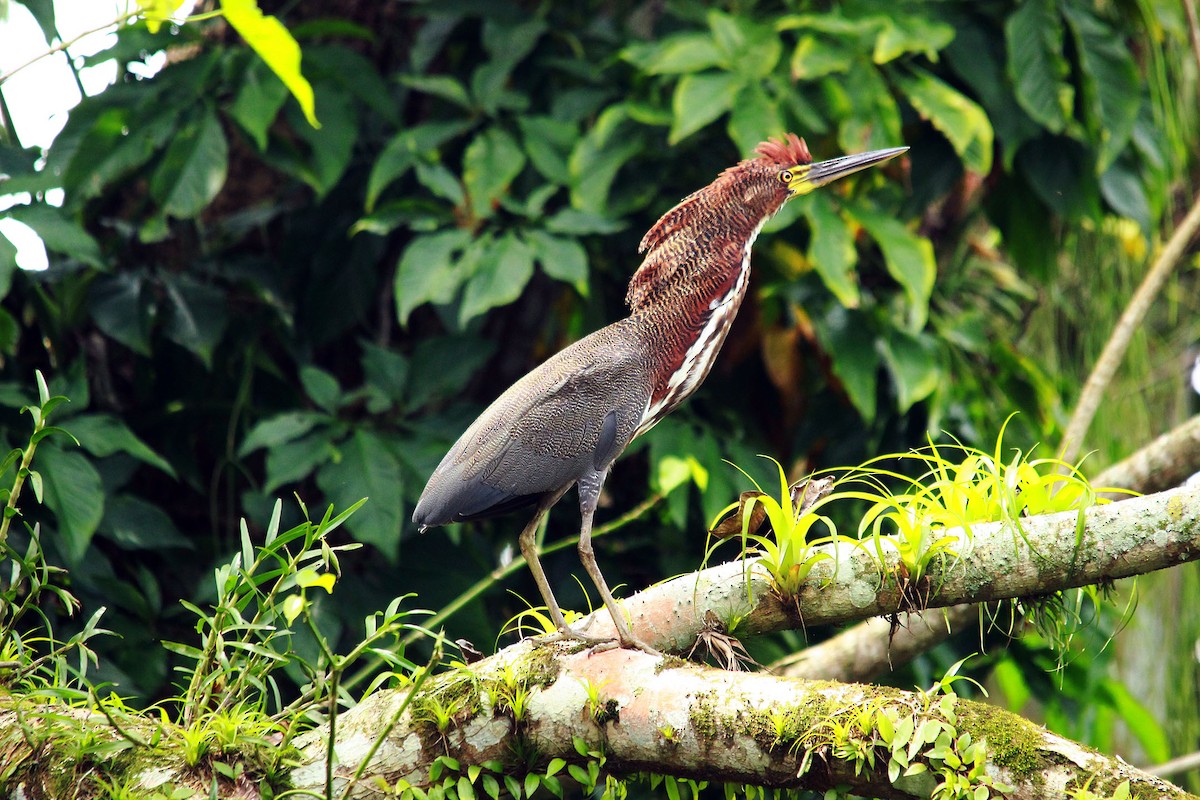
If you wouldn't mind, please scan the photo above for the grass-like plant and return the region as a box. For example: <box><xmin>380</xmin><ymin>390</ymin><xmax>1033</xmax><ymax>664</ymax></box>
<box><xmin>707</xmin><ymin>458</ymin><xmax>842</xmax><ymax>599</ymax></box>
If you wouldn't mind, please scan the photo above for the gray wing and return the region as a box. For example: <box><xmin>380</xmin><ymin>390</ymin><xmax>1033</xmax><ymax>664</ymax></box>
<box><xmin>412</xmin><ymin>322</ymin><xmax>650</xmax><ymax>528</ymax></box>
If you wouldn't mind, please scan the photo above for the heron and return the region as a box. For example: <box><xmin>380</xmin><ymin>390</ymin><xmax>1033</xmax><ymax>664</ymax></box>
<box><xmin>413</xmin><ymin>134</ymin><xmax>907</xmax><ymax>653</ymax></box>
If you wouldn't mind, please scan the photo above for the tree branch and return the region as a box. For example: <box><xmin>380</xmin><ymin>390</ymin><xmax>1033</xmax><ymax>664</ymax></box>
<box><xmin>290</xmin><ymin>645</ymin><xmax>1195</xmax><ymax>799</ymax></box>
<box><xmin>280</xmin><ymin>485</ymin><xmax>1200</xmax><ymax>798</ymax></box>
<box><xmin>570</xmin><ymin>484</ymin><xmax>1200</xmax><ymax>650</ymax></box>
<box><xmin>785</xmin><ymin>414</ymin><xmax>1200</xmax><ymax>682</ymax></box>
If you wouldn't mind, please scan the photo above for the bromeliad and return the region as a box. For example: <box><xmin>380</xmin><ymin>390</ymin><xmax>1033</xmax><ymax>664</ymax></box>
<box><xmin>413</xmin><ymin>134</ymin><xmax>907</xmax><ymax>654</ymax></box>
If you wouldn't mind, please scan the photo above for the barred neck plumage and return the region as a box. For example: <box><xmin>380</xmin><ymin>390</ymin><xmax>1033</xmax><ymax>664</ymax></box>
<box><xmin>627</xmin><ymin>190</ymin><xmax>773</xmax><ymax>438</ymax></box>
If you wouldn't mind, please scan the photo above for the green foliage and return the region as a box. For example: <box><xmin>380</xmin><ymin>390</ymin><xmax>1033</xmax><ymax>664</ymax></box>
<box><xmin>0</xmin><ymin>2</ymin><xmax>1195</xmax><ymax>769</ymax></box>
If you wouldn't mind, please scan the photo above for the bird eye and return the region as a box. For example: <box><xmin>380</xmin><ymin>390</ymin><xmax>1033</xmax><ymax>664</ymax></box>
<box><xmin>778</xmin><ymin>169</ymin><xmax>793</xmax><ymax>184</ymax></box>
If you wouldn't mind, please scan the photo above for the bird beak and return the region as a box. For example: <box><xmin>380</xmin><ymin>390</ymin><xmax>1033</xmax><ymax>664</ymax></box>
<box><xmin>787</xmin><ymin>146</ymin><xmax>908</xmax><ymax>196</ymax></box>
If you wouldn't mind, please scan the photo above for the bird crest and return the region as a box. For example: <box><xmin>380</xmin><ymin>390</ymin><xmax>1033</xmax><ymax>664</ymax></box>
<box><xmin>752</xmin><ymin>133</ymin><xmax>812</xmax><ymax>166</ymax></box>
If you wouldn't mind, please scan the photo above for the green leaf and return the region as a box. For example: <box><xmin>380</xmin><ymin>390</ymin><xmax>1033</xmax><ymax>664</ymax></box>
<box><xmin>568</xmin><ymin>105</ymin><xmax>644</xmax><ymax>215</ymax></box>
<box><xmin>804</xmin><ymin>193</ymin><xmax>859</xmax><ymax>308</ymax></box>
<box><xmin>459</xmin><ymin>233</ymin><xmax>535</xmax><ymax>326</ymax></box>
<box><xmin>89</xmin><ymin>273</ymin><xmax>150</xmax><ymax>355</ymax></box>
<box><xmin>850</xmin><ymin>205</ymin><xmax>935</xmax><ymax>330</ymax></box>
<box><xmin>523</xmin><ymin>230</ymin><xmax>588</xmax><ymax>296</ymax></box>
<box><xmin>221</xmin><ymin>0</ymin><xmax>319</xmax><ymax>128</ymax></box>
<box><xmin>366</xmin><ymin>121</ymin><xmax>473</xmax><ymax>211</ymax></box>
<box><xmin>161</xmin><ymin>274</ymin><xmax>228</xmax><ymax>367</ymax></box>
<box><xmin>239</xmin><ymin>411</ymin><xmax>326</xmax><ymax>456</ymax></box>
<box><xmin>300</xmin><ymin>365</ymin><xmax>341</xmax><ymax>413</ymax></box>
<box><xmin>669</xmin><ymin>72</ymin><xmax>740</xmax><ymax>145</ymax></box>
<box><xmin>398</xmin><ymin>74</ymin><xmax>472</xmax><ymax>109</ymax></box>
<box><xmin>623</xmin><ymin>33</ymin><xmax>724</xmax><ymax>75</ymax></box>
<box><xmin>405</xmin><ymin>335</ymin><xmax>496</xmax><ymax>410</ymax></box>
<box><xmin>462</xmin><ymin>128</ymin><xmax>526</xmax><ymax>221</ymax></box>
<box><xmin>37</xmin><ymin>446</ymin><xmax>105</xmax><ymax>565</ymax></box>
<box><xmin>880</xmin><ymin>329</ymin><xmax>941</xmax><ymax>412</ymax></box>
<box><xmin>1061</xmin><ymin>4</ymin><xmax>1139</xmax><ymax>172</ymax></box>
<box><xmin>317</xmin><ymin>430</ymin><xmax>404</xmax><ymax>559</ymax></box>
<box><xmin>286</xmin><ymin>88</ymin><xmax>356</xmax><ymax>197</ymax></box>
<box><xmin>100</xmin><ymin>494</ymin><xmax>191</xmax><ymax>550</ymax></box>
<box><xmin>1005</xmin><ymin>0</ymin><xmax>1073</xmax><ymax>133</ymax></box>
<box><xmin>518</xmin><ymin>116</ymin><xmax>576</xmax><ymax>186</ymax></box>
<box><xmin>833</xmin><ymin>61</ymin><xmax>901</xmax><ymax>154</ymax></box>
<box><xmin>7</xmin><ymin>204</ymin><xmax>104</xmax><ymax>268</ymax></box>
<box><xmin>0</xmin><ymin>231</ymin><xmax>17</xmax><ymax>298</ymax></box>
<box><xmin>67</xmin><ymin>414</ymin><xmax>176</xmax><ymax>477</ymax></box>
<box><xmin>1099</xmin><ymin>159</ymin><xmax>1151</xmax><ymax>233</ymax></box>
<box><xmin>264</xmin><ymin>431</ymin><xmax>333</xmax><ymax>493</ymax></box>
<box><xmin>394</xmin><ymin>229</ymin><xmax>473</xmax><ymax>325</ymax></box>
<box><xmin>228</xmin><ymin>61</ymin><xmax>290</xmax><ymax>151</ymax></box>
<box><xmin>872</xmin><ymin>14</ymin><xmax>954</xmax><ymax>64</ymax></box>
<box><xmin>816</xmin><ymin>306</ymin><xmax>877</xmax><ymax>421</ymax></box>
<box><xmin>707</xmin><ymin>10</ymin><xmax>780</xmax><ymax>78</ymax></box>
<box><xmin>790</xmin><ymin>35</ymin><xmax>855</xmax><ymax>80</ymax></box>
<box><xmin>150</xmin><ymin>109</ymin><xmax>228</xmax><ymax>218</ymax></box>
<box><xmin>727</xmin><ymin>82</ymin><xmax>784</xmax><ymax>156</ymax></box>
<box><xmin>896</xmin><ymin>68</ymin><xmax>993</xmax><ymax>174</ymax></box>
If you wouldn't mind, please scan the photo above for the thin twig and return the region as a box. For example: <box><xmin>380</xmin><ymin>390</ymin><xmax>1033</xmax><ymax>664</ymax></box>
<box><xmin>1183</xmin><ymin>0</ymin><xmax>1200</xmax><ymax>77</ymax></box>
<box><xmin>1059</xmin><ymin>191</ymin><xmax>1200</xmax><ymax>467</ymax></box>
<box><xmin>0</xmin><ymin>13</ymin><xmax>137</xmax><ymax>87</ymax></box>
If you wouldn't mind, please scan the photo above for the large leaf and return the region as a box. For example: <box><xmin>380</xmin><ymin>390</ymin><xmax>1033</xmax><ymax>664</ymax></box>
<box><xmin>804</xmin><ymin>193</ymin><xmax>859</xmax><ymax>308</ymax></box>
<box><xmin>1004</xmin><ymin>0</ymin><xmax>1073</xmax><ymax>134</ymax></box>
<box><xmin>896</xmin><ymin>67</ymin><xmax>993</xmax><ymax>174</ymax></box>
<box><xmin>815</xmin><ymin>306</ymin><xmax>877</xmax><ymax>421</ymax></box>
<box><xmin>394</xmin><ymin>229</ymin><xmax>473</xmax><ymax>325</ymax></box>
<box><xmin>727</xmin><ymin>82</ymin><xmax>784</xmax><ymax>156</ymax></box>
<box><xmin>161</xmin><ymin>273</ymin><xmax>227</xmax><ymax>367</ymax></box>
<box><xmin>850</xmin><ymin>205</ymin><xmax>935</xmax><ymax>330</ymax></box>
<box><xmin>623</xmin><ymin>33</ymin><xmax>725</xmax><ymax>75</ymax></box>
<box><xmin>38</xmin><ymin>445</ymin><xmax>105</xmax><ymax>565</ymax></box>
<box><xmin>518</xmin><ymin>116</ymin><xmax>576</xmax><ymax>186</ymax></box>
<box><xmin>7</xmin><ymin>204</ymin><xmax>104</xmax><ymax>268</ymax></box>
<box><xmin>707</xmin><ymin>10</ymin><xmax>781</xmax><ymax>79</ymax></box>
<box><xmin>100</xmin><ymin>494</ymin><xmax>191</xmax><ymax>550</ymax></box>
<box><xmin>149</xmin><ymin>109</ymin><xmax>229</xmax><ymax>219</ymax></box>
<box><xmin>316</xmin><ymin>430</ymin><xmax>404</xmax><ymax>560</ymax></box>
<box><xmin>523</xmin><ymin>229</ymin><xmax>588</xmax><ymax>297</ymax></box>
<box><xmin>265</xmin><ymin>432</ymin><xmax>335</xmax><ymax>494</ymax></box>
<box><xmin>221</xmin><ymin>0</ymin><xmax>319</xmax><ymax>128</ymax></box>
<box><xmin>228</xmin><ymin>61</ymin><xmax>290</xmax><ymax>151</ymax></box>
<box><xmin>239</xmin><ymin>411</ymin><xmax>327</xmax><ymax>456</ymax></box>
<box><xmin>286</xmin><ymin>88</ymin><xmax>357</xmax><ymax>197</ymax></box>
<box><xmin>462</xmin><ymin>127</ymin><xmax>526</xmax><ymax>221</ymax></box>
<box><xmin>871</xmin><ymin>13</ymin><xmax>954</xmax><ymax>63</ymax></box>
<box><xmin>365</xmin><ymin>121</ymin><xmax>473</xmax><ymax>211</ymax></box>
<box><xmin>831</xmin><ymin>61</ymin><xmax>900</xmax><ymax>154</ymax></box>
<box><xmin>790</xmin><ymin>35</ymin><xmax>855</xmax><ymax>80</ymax></box>
<box><xmin>568</xmin><ymin>105</ymin><xmax>644</xmax><ymax>215</ymax></box>
<box><xmin>67</xmin><ymin>414</ymin><xmax>176</xmax><ymax>477</ymax></box>
<box><xmin>0</xmin><ymin>230</ymin><xmax>17</xmax><ymax>297</ymax></box>
<box><xmin>1061</xmin><ymin>4</ymin><xmax>1139</xmax><ymax>172</ymax></box>
<box><xmin>669</xmin><ymin>72</ymin><xmax>740</xmax><ymax>145</ymax></box>
<box><xmin>89</xmin><ymin>273</ymin><xmax>151</xmax><ymax>355</ymax></box>
<box><xmin>459</xmin><ymin>232</ymin><xmax>535</xmax><ymax>326</ymax></box>
<box><xmin>879</xmin><ymin>329</ymin><xmax>941</xmax><ymax>412</ymax></box>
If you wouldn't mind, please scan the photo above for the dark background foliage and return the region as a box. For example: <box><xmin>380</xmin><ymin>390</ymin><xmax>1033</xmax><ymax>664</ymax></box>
<box><xmin>1</xmin><ymin>0</ymin><xmax>1198</xmax><ymax>782</ymax></box>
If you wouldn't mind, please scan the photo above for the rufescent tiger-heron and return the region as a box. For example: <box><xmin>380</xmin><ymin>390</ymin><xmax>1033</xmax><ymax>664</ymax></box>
<box><xmin>413</xmin><ymin>134</ymin><xmax>907</xmax><ymax>653</ymax></box>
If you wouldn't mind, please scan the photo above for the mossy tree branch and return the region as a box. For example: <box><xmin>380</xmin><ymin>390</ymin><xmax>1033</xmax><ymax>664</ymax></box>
<box><xmin>281</xmin><ymin>485</ymin><xmax>1200</xmax><ymax>798</ymax></box>
<box><xmin>289</xmin><ymin>644</ymin><xmax>1195</xmax><ymax>800</ymax></box>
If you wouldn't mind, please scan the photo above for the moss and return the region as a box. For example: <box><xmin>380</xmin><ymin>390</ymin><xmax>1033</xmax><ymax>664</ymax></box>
<box><xmin>957</xmin><ymin>698</ymin><xmax>1047</xmax><ymax>781</ymax></box>
<box><xmin>654</xmin><ymin>655</ymin><xmax>689</xmax><ymax>673</ymax></box>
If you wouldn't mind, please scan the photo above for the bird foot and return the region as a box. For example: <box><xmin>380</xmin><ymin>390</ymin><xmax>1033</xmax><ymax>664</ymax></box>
<box><xmin>532</xmin><ymin>626</ymin><xmax>614</xmax><ymax>649</ymax></box>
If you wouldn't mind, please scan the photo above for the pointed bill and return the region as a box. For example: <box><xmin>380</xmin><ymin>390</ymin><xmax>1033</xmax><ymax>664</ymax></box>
<box><xmin>788</xmin><ymin>146</ymin><xmax>908</xmax><ymax>195</ymax></box>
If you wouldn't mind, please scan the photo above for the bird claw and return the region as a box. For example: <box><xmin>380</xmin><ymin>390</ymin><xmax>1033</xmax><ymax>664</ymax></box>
<box><xmin>532</xmin><ymin>626</ymin><xmax>613</xmax><ymax>649</ymax></box>
<box><xmin>531</xmin><ymin>626</ymin><xmax>662</xmax><ymax>657</ymax></box>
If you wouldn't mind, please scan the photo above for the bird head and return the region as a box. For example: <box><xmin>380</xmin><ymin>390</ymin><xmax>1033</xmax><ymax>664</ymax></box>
<box><xmin>638</xmin><ymin>134</ymin><xmax>908</xmax><ymax>258</ymax></box>
<box><xmin>725</xmin><ymin>133</ymin><xmax>909</xmax><ymax>218</ymax></box>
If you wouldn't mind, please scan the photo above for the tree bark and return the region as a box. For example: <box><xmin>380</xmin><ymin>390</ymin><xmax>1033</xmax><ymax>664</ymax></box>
<box><xmin>284</xmin><ymin>484</ymin><xmax>1200</xmax><ymax>798</ymax></box>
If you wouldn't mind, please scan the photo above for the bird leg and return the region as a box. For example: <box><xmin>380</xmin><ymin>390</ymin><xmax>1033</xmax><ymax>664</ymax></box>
<box><xmin>518</xmin><ymin>490</ymin><xmax>612</xmax><ymax>647</ymax></box>
<box><xmin>576</xmin><ymin>469</ymin><xmax>662</xmax><ymax>656</ymax></box>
